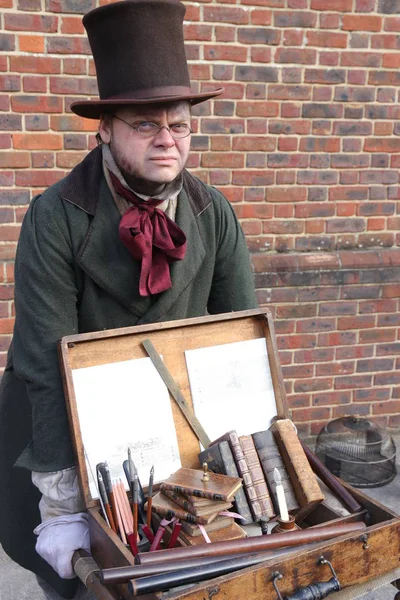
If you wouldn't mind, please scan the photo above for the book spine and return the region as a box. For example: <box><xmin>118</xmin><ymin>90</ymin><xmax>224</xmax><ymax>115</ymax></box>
<box><xmin>161</xmin><ymin>483</ymin><xmax>226</xmax><ymax>502</ymax></box>
<box><xmin>154</xmin><ymin>499</ymin><xmax>209</xmax><ymax>525</ymax></box>
<box><xmin>270</xmin><ymin>419</ymin><xmax>324</xmax><ymax>508</ymax></box>
<box><xmin>226</xmin><ymin>431</ymin><xmax>263</xmax><ymax>522</ymax></box>
<box><xmin>218</xmin><ymin>441</ymin><xmax>253</xmax><ymax>526</ymax></box>
<box><xmin>252</xmin><ymin>430</ymin><xmax>299</xmax><ymax>514</ymax></box>
<box><xmin>160</xmin><ymin>488</ymin><xmax>197</xmax><ymax>516</ymax></box>
<box><xmin>239</xmin><ymin>435</ymin><xmax>275</xmax><ymax>519</ymax></box>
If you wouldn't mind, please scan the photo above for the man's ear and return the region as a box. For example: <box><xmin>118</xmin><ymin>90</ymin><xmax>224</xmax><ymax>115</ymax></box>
<box><xmin>98</xmin><ymin>113</ymin><xmax>112</xmax><ymax>144</ymax></box>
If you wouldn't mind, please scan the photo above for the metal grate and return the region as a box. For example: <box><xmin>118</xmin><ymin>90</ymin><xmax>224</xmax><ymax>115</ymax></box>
<box><xmin>315</xmin><ymin>417</ymin><xmax>397</xmax><ymax>488</ymax></box>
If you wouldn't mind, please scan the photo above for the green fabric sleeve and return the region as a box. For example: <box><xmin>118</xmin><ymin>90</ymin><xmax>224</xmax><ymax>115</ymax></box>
<box><xmin>206</xmin><ymin>187</ymin><xmax>258</xmax><ymax>314</ymax></box>
<box><xmin>12</xmin><ymin>191</ymin><xmax>79</xmax><ymax>472</ymax></box>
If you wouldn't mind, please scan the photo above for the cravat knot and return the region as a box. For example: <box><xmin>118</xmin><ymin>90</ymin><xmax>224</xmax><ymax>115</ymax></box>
<box><xmin>110</xmin><ymin>171</ymin><xmax>187</xmax><ymax>296</ymax></box>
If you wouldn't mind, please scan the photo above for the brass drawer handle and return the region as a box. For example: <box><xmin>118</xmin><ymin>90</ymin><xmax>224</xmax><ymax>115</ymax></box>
<box><xmin>272</xmin><ymin>555</ymin><xmax>341</xmax><ymax>600</ymax></box>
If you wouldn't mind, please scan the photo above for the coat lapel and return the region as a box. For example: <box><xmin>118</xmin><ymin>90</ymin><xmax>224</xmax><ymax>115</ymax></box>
<box><xmin>65</xmin><ymin>148</ymin><xmax>208</xmax><ymax>320</ymax></box>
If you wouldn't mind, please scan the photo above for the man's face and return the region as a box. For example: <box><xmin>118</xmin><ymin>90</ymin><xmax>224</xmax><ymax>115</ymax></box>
<box><xmin>99</xmin><ymin>101</ymin><xmax>191</xmax><ymax>196</ymax></box>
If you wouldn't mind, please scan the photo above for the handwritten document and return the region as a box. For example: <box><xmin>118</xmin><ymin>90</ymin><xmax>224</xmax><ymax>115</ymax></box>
<box><xmin>185</xmin><ymin>338</ymin><xmax>277</xmax><ymax>442</ymax></box>
<box><xmin>71</xmin><ymin>357</ymin><xmax>181</xmax><ymax>498</ymax></box>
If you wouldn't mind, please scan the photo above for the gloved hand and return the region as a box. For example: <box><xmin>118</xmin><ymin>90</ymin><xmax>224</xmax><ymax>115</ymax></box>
<box><xmin>34</xmin><ymin>512</ymin><xmax>90</xmax><ymax>579</ymax></box>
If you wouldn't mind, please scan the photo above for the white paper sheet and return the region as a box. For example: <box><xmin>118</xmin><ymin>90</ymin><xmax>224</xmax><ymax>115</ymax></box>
<box><xmin>185</xmin><ymin>338</ymin><xmax>277</xmax><ymax>442</ymax></box>
<box><xmin>71</xmin><ymin>357</ymin><xmax>181</xmax><ymax>498</ymax></box>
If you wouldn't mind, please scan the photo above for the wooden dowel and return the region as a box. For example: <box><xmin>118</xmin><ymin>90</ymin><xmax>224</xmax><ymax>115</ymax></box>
<box><xmin>137</xmin><ymin>521</ymin><xmax>367</xmax><ymax>565</ymax></box>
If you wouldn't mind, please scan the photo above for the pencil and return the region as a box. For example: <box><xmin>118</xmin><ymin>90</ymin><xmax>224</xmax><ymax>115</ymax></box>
<box><xmin>105</xmin><ymin>462</ymin><xmax>120</xmax><ymax>537</ymax></box>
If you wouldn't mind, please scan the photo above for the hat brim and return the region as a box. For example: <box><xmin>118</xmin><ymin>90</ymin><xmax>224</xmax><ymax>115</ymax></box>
<box><xmin>70</xmin><ymin>88</ymin><xmax>223</xmax><ymax>119</ymax></box>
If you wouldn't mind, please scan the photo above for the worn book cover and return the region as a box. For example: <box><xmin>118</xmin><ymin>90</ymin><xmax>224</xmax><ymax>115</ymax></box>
<box><xmin>180</xmin><ymin>491</ymin><xmax>219</xmax><ymax>508</ymax></box>
<box><xmin>252</xmin><ymin>429</ymin><xmax>299</xmax><ymax>514</ymax></box>
<box><xmin>180</xmin><ymin>514</ymin><xmax>233</xmax><ymax>537</ymax></box>
<box><xmin>209</xmin><ymin>430</ymin><xmax>262</xmax><ymax>521</ymax></box>
<box><xmin>160</xmin><ymin>467</ymin><xmax>242</xmax><ymax>502</ymax></box>
<box><xmin>148</xmin><ymin>492</ymin><xmax>221</xmax><ymax>525</ymax></box>
<box><xmin>270</xmin><ymin>419</ymin><xmax>324</xmax><ymax>511</ymax></box>
<box><xmin>239</xmin><ymin>434</ymin><xmax>275</xmax><ymax>519</ymax></box>
<box><xmin>161</xmin><ymin>487</ymin><xmax>233</xmax><ymax>517</ymax></box>
<box><xmin>198</xmin><ymin>441</ymin><xmax>253</xmax><ymax>525</ymax></box>
<box><xmin>152</xmin><ymin>513</ymin><xmax>247</xmax><ymax>547</ymax></box>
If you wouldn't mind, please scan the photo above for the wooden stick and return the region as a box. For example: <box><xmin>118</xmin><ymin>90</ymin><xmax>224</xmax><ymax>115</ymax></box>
<box><xmin>137</xmin><ymin>521</ymin><xmax>367</xmax><ymax>565</ymax></box>
<box><xmin>142</xmin><ymin>339</ymin><xmax>211</xmax><ymax>448</ymax></box>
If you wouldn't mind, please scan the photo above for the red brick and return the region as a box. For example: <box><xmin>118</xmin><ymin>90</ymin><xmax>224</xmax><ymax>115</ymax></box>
<box><xmin>204</xmin><ymin>45</ymin><xmax>247</xmax><ymax>62</ymax></box>
<box><xmin>384</xmin><ymin>15</ymin><xmax>400</xmax><ymax>31</ymax></box>
<box><xmin>236</xmin><ymin>102</ymin><xmax>279</xmax><ymax>118</ymax></box>
<box><xmin>313</xmin><ymin>391</ymin><xmax>352</xmax><ymax>405</ymax></box>
<box><xmin>10</xmin><ymin>56</ymin><xmax>60</xmax><ymax>74</ymax></box>
<box><xmin>307</xmin><ymin>31</ymin><xmax>347</xmax><ymax>48</ymax></box>
<box><xmin>60</xmin><ymin>16</ymin><xmax>85</xmax><ymax>34</ymax></box>
<box><xmin>341</xmin><ymin>52</ymin><xmax>382</xmax><ymax>67</ymax></box>
<box><xmin>275</xmin><ymin>48</ymin><xmax>317</xmax><ymax>64</ymax></box>
<box><xmin>4</xmin><ymin>14</ymin><xmax>58</xmax><ymax>32</ymax></box>
<box><xmin>203</xmin><ymin>6</ymin><xmax>249</xmax><ymax>24</ymax></box>
<box><xmin>15</xmin><ymin>170</ymin><xmax>64</xmax><ymax>187</ymax></box>
<box><xmin>184</xmin><ymin>24</ymin><xmax>212</xmax><ymax>42</ymax></box>
<box><xmin>311</xmin><ymin>0</ymin><xmax>353</xmax><ymax>9</ymax></box>
<box><xmin>342</xmin><ymin>15</ymin><xmax>382</xmax><ymax>31</ymax></box>
<box><xmin>0</xmin><ymin>152</ymin><xmax>30</xmax><ymax>168</ymax></box>
<box><xmin>22</xmin><ymin>76</ymin><xmax>47</xmax><ymax>93</ymax></box>
<box><xmin>232</xmin><ymin>137</ymin><xmax>275</xmax><ymax>152</ymax></box>
<box><xmin>13</xmin><ymin>133</ymin><xmax>62</xmax><ymax>150</ymax></box>
<box><xmin>251</xmin><ymin>9</ymin><xmax>272</xmax><ymax>26</ymax></box>
<box><xmin>19</xmin><ymin>34</ymin><xmax>44</xmax><ymax>53</ymax></box>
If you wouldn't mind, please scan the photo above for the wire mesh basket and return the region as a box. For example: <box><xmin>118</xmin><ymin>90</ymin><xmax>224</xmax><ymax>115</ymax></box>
<box><xmin>315</xmin><ymin>416</ymin><xmax>397</xmax><ymax>488</ymax></box>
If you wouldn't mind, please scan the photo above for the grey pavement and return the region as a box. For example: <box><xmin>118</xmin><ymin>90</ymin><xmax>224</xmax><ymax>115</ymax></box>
<box><xmin>1</xmin><ymin>430</ymin><xmax>399</xmax><ymax>599</ymax></box>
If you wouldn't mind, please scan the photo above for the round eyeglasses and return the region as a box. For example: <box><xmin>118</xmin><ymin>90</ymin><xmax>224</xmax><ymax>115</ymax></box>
<box><xmin>113</xmin><ymin>115</ymin><xmax>193</xmax><ymax>139</ymax></box>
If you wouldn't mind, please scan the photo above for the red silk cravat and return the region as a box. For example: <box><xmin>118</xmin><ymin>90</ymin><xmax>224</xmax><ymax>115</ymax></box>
<box><xmin>110</xmin><ymin>171</ymin><xmax>187</xmax><ymax>296</ymax></box>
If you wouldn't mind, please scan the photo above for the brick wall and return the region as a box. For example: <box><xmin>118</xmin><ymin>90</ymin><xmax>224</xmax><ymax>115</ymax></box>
<box><xmin>0</xmin><ymin>0</ymin><xmax>399</xmax><ymax>436</ymax></box>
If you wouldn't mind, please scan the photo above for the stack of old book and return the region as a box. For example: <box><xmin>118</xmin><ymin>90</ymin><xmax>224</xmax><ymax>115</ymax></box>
<box><xmin>150</xmin><ymin>467</ymin><xmax>247</xmax><ymax>545</ymax></box>
<box><xmin>199</xmin><ymin>420</ymin><xmax>325</xmax><ymax>524</ymax></box>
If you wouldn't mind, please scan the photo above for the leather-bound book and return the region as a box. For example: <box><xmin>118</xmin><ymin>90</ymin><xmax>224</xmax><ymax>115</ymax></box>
<box><xmin>149</xmin><ymin>492</ymin><xmax>220</xmax><ymax>525</ymax></box>
<box><xmin>239</xmin><ymin>435</ymin><xmax>275</xmax><ymax>519</ymax></box>
<box><xmin>153</xmin><ymin>514</ymin><xmax>247</xmax><ymax>547</ymax></box>
<box><xmin>198</xmin><ymin>441</ymin><xmax>253</xmax><ymax>525</ymax></box>
<box><xmin>209</xmin><ymin>430</ymin><xmax>262</xmax><ymax>522</ymax></box>
<box><xmin>161</xmin><ymin>488</ymin><xmax>233</xmax><ymax>517</ymax></box>
<box><xmin>270</xmin><ymin>419</ymin><xmax>324</xmax><ymax>512</ymax></box>
<box><xmin>160</xmin><ymin>467</ymin><xmax>242</xmax><ymax>502</ymax></box>
<box><xmin>180</xmin><ymin>515</ymin><xmax>233</xmax><ymax>537</ymax></box>
<box><xmin>252</xmin><ymin>429</ymin><xmax>299</xmax><ymax>514</ymax></box>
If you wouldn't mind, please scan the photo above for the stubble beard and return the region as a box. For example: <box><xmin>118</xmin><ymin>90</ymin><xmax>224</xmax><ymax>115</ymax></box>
<box><xmin>109</xmin><ymin>140</ymin><xmax>184</xmax><ymax>196</ymax></box>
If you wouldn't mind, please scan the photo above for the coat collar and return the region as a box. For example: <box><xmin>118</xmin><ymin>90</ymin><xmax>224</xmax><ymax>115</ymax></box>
<box><xmin>59</xmin><ymin>145</ymin><xmax>210</xmax><ymax>217</ymax></box>
<box><xmin>60</xmin><ymin>146</ymin><xmax>211</xmax><ymax>322</ymax></box>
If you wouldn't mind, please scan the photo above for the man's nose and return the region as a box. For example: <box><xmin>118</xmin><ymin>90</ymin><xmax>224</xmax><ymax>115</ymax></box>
<box><xmin>153</xmin><ymin>126</ymin><xmax>176</xmax><ymax>146</ymax></box>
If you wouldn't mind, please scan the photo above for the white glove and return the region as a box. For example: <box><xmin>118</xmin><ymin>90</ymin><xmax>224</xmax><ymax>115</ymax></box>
<box><xmin>34</xmin><ymin>512</ymin><xmax>90</xmax><ymax>579</ymax></box>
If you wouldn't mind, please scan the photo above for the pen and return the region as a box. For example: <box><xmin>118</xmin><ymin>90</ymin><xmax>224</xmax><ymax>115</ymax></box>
<box><xmin>133</xmin><ymin>471</ymin><xmax>139</xmax><ymax>540</ymax></box>
<box><xmin>147</xmin><ymin>465</ymin><xmax>154</xmax><ymax>530</ymax></box>
<box><xmin>98</xmin><ymin>471</ymin><xmax>117</xmax><ymax>533</ymax></box>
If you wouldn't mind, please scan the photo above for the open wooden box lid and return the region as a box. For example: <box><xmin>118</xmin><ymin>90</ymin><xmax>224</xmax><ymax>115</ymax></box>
<box><xmin>58</xmin><ymin>308</ymin><xmax>289</xmax><ymax>510</ymax></box>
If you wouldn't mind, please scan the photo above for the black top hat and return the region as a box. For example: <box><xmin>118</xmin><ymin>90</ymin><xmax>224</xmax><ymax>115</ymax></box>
<box><xmin>71</xmin><ymin>0</ymin><xmax>223</xmax><ymax>119</ymax></box>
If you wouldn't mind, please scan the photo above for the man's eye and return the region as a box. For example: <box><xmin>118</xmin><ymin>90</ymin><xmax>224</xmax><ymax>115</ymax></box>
<box><xmin>138</xmin><ymin>121</ymin><xmax>158</xmax><ymax>131</ymax></box>
<box><xmin>171</xmin><ymin>124</ymin><xmax>189</xmax><ymax>132</ymax></box>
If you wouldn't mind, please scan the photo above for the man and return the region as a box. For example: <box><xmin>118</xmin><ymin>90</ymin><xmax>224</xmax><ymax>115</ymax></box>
<box><xmin>0</xmin><ymin>1</ymin><xmax>257</xmax><ymax>599</ymax></box>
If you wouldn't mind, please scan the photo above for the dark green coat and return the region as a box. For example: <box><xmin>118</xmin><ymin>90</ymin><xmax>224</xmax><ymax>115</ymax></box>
<box><xmin>0</xmin><ymin>146</ymin><xmax>257</xmax><ymax>597</ymax></box>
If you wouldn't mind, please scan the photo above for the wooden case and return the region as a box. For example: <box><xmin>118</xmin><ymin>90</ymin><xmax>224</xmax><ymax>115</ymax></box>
<box><xmin>59</xmin><ymin>308</ymin><xmax>400</xmax><ymax>600</ymax></box>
